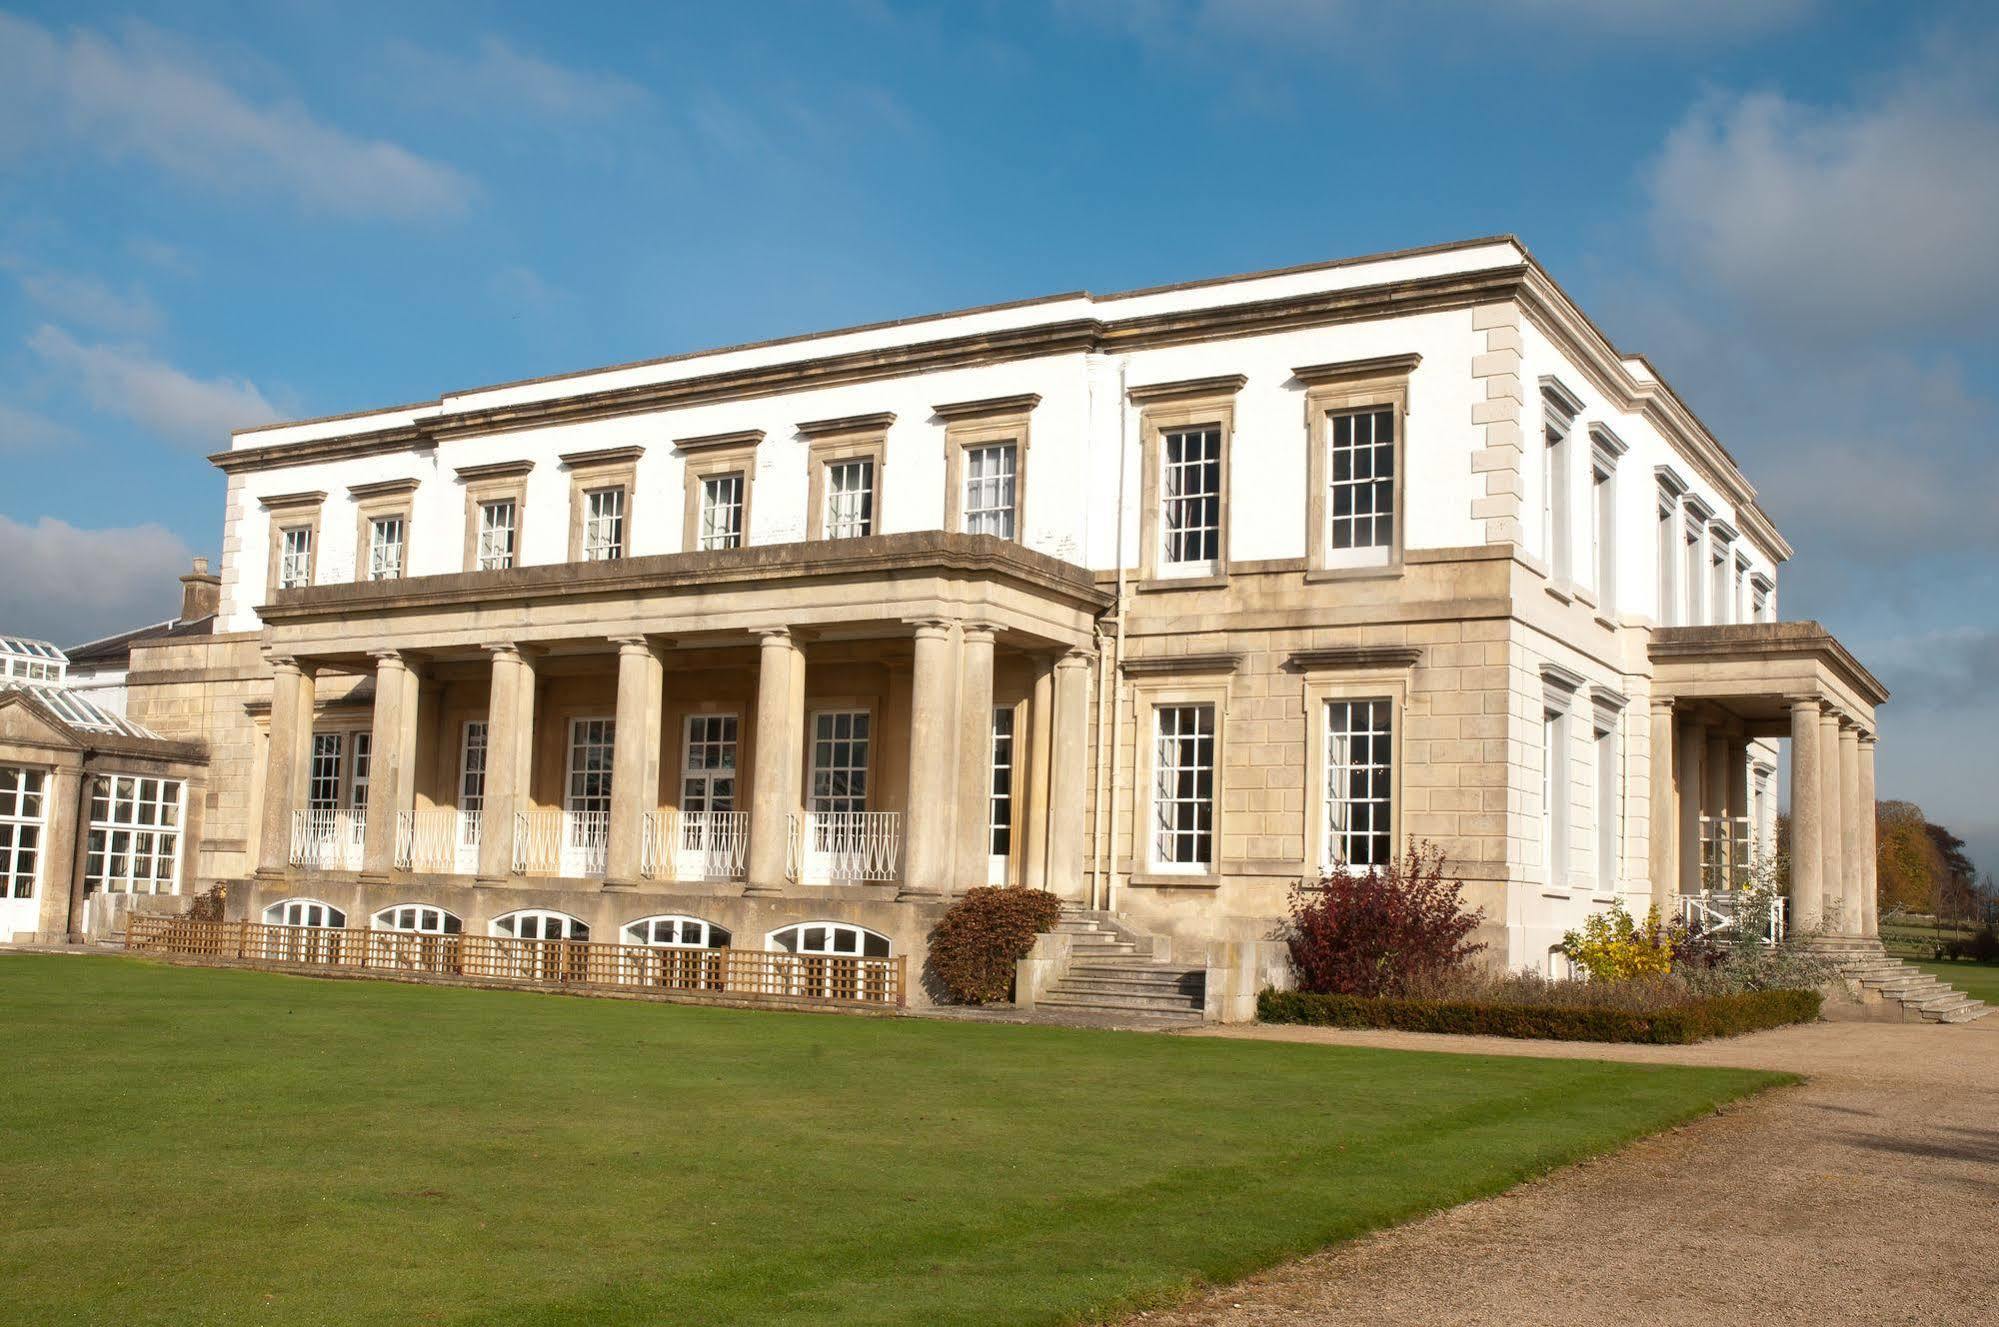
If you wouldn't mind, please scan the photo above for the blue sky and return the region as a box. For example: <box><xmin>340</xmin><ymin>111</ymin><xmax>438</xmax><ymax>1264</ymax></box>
<box><xmin>1</xmin><ymin>0</ymin><xmax>1994</xmax><ymax>869</ymax></box>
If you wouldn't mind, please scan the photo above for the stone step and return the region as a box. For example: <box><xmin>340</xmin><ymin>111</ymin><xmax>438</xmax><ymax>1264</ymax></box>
<box><xmin>1068</xmin><ymin>961</ymin><xmax>1199</xmax><ymax>980</ymax></box>
<box><xmin>1939</xmin><ymin>1001</ymin><xmax>1991</xmax><ymax>1024</ymax></box>
<box><xmin>1038</xmin><ymin>992</ymin><xmax>1204</xmax><ymax>1018</ymax></box>
<box><xmin>1916</xmin><ymin>991</ymin><xmax>1977</xmax><ymax>1015</ymax></box>
<box><xmin>1056</xmin><ymin>975</ymin><xmax>1205</xmax><ymax>998</ymax></box>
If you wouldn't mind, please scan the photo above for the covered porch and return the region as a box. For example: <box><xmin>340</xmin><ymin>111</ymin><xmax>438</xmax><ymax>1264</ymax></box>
<box><xmin>1649</xmin><ymin>622</ymin><xmax>1890</xmax><ymax>945</ymax></box>
<box><xmin>251</xmin><ymin>533</ymin><xmax>1107</xmax><ymax>902</ymax></box>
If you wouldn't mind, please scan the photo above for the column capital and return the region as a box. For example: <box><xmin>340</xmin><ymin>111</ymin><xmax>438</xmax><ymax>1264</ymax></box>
<box><xmin>610</xmin><ymin>635</ymin><xmax>668</xmax><ymax>659</ymax></box>
<box><xmin>266</xmin><ymin>652</ymin><xmax>304</xmax><ymax>676</ymax></box>
<box><xmin>1055</xmin><ymin>648</ymin><xmax>1093</xmax><ymax>670</ymax></box>
<box><xmin>369</xmin><ymin>648</ymin><xmax>409</xmax><ymax>668</ymax></box>
<box><xmin>752</xmin><ymin>625</ymin><xmax>795</xmax><ymax>647</ymax></box>
<box><xmin>907</xmin><ymin>617</ymin><xmax>959</xmax><ymax>641</ymax></box>
<box><xmin>1649</xmin><ymin>695</ymin><xmax>1676</xmax><ymax>714</ymax></box>
<box><xmin>1786</xmin><ymin>695</ymin><xmax>1826</xmax><ymax>716</ymax></box>
<box><xmin>960</xmin><ymin>622</ymin><xmax>998</xmax><ymax>646</ymax></box>
<box><xmin>1859</xmin><ymin>731</ymin><xmax>1878</xmax><ymax>748</ymax></box>
<box><xmin>483</xmin><ymin>640</ymin><xmax>533</xmax><ymax>661</ymax></box>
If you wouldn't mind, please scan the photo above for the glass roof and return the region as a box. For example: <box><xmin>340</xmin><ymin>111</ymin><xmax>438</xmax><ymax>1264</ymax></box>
<box><xmin>0</xmin><ymin>636</ymin><xmax>66</xmax><ymax>662</ymax></box>
<box><xmin>0</xmin><ymin>679</ymin><xmax>163</xmax><ymax>740</ymax></box>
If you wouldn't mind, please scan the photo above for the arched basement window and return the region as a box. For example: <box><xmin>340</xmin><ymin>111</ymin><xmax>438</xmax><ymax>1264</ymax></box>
<box><xmin>622</xmin><ymin>915</ymin><xmax>730</xmax><ymax>949</ymax></box>
<box><xmin>491</xmin><ymin>910</ymin><xmax>589</xmax><ymax>941</ymax></box>
<box><xmin>264</xmin><ymin>898</ymin><xmax>345</xmax><ymax>928</ymax></box>
<box><xmin>372</xmin><ymin>904</ymin><xmax>462</xmax><ymax>935</ymax></box>
<box><xmin>766</xmin><ymin>922</ymin><xmax>890</xmax><ymax>958</ymax></box>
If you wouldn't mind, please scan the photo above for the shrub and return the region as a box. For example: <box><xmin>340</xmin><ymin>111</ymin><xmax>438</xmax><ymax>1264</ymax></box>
<box><xmin>1282</xmin><ymin>842</ymin><xmax>1485</xmax><ymax>997</ymax></box>
<box><xmin>926</xmin><ymin>887</ymin><xmax>1064</xmax><ymax>1004</ymax></box>
<box><xmin>1256</xmin><ymin>986</ymin><xmax>1821</xmax><ymax>1044</ymax></box>
<box><xmin>182</xmin><ymin>882</ymin><xmax>226</xmax><ymax>923</ymax></box>
<box><xmin>1944</xmin><ymin>924</ymin><xmax>1999</xmax><ymax>963</ymax></box>
<box><xmin>1560</xmin><ymin>901</ymin><xmax>1674</xmax><ymax>981</ymax></box>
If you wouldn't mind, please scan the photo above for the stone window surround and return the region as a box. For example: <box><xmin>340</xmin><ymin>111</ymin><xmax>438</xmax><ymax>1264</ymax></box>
<box><xmin>1295</xmin><ymin>647</ymin><xmax>1417</xmax><ymax>881</ymax></box>
<box><xmin>800</xmin><ymin>413</ymin><xmax>893</xmax><ymax>542</ymax></box>
<box><xmin>349</xmin><ymin>478</ymin><xmax>419</xmax><ymax>583</ymax></box>
<box><xmin>937</xmin><ymin>393</ymin><xmax>1039</xmax><ymax>542</ymax></box>
<box><xmin>676</xmin><ymin>430</ymin><xmax>763</xmax><ymax>554</ymax></box>
<box><xmin>260</xmin><ymin>489</ymin><xmax>325</xmax><ymax>598</ymax></box>
<box><xmin>455</xmin><ymin>460</ymin><xmax>533</xmax><ymax>573</ymax></box>
<box><xmin>1130</xmin><ymin>374</ymin><xmax>1245</xmax><ymax>589</ymax></box>
<box><xmin>1538</xmin><ymin>376</ymin><xmax>1584</xmax><ymax>594</ymax></box>
<box><xmin>562</xmin><ymin>445</ymin><xmax>644</xmax><ymax>563</ymax></box>
<box><xmin>1654</xmin><ymin>464</ymin><xmax>1690</xmax><ymax>627</ymax></box>
<box><xmin>1682</xmin><ymin>492</ymin><xmax>1715</xmax><ymax>627</ymax></box>
<box><xmin>1540</xmin><ymin>663</ymin><xmax>1585</xmax><ymax>896</ymax></box>
<box><xmin>1588</xmin><ymin>684</ymin><xmax>1627</xmax><ymax>897</ymax></box>
<box><xmin>1587</xmin><ymin>423</ymin><xmax>1628</xmax><ymax>623</ymax></box>
<box><xmin>1297</xmin><ymin>355</ymin><xmax>1418</xmax><ymax>581</ymax></box>
<box><xmin>1124</xmin><ymin>655</ymin><xmax>1238</xmax><ymax>889</ymax></box>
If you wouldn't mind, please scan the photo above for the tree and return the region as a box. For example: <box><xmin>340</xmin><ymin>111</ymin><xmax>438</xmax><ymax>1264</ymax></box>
<box><xmin>1876</xmin><ymin>801</ymin><xmax>1944</xmax><ymax>913</ymax></box>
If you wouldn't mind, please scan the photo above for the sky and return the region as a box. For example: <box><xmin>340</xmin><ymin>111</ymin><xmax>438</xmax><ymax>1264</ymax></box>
<box><xmin>1</xmin><ymin>0</ymin><xmax>1994</xmax><ymax>869</ymax></box>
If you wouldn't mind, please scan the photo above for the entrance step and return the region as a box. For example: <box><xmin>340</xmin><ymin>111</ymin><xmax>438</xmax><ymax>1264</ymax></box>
<box><xmin>1837</xmin><ymin>952</ymin><xmax>1992</xmax><ymax>1024</ymax></box>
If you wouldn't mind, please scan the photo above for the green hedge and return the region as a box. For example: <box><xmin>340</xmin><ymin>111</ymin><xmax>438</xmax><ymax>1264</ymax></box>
<box><xmin>1255</xmin><ymin>987</ymin><xmax>1821</xmax><ymax>1044</ymax></box>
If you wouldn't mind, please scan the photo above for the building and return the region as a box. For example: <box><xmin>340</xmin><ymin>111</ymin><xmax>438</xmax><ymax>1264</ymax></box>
<box><xmin>9</xmin><ymin>236</ymin><xmax>1890</xmax><ymax>1009</ymax></box>
<box><xmin>62</xmin><ymin>560</ymin><xmax>222</xmax><ymax>717</ymax></box>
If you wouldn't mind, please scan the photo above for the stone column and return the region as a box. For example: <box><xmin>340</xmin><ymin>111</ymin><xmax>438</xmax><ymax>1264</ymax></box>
<box><xmin>1820</xmin><ymin>710</ymin><xmax>1845</xmax><ymax>934</ymax></box>
<box><xmin>745</xmin><ymin>628</ymin><xmax>805</xmax><ymax>895</ymax></box>
<box><xmin>1022</xmin><ymin>655</ymin><xmax>1056</xmax><ymax>893</ymax></box>
<box><xmin>258</xmin><ymin>656</ymin><xmax>316</xmax><ymax>875</ymax></box>
<box><xmin>37</xmin><ymin>764</ymin><xmax>84</xmax><ymax>941</ymax></box>
<box><xmin>952</xmin><ymin>625</ymin><xmax>997</xmax><ymax>893</ymax></box>
<box><xmin>1787</xmin><ymin>699</ymin><xmax>1823</xmax><ymax>933</ymax></box>
<box><xmin>1647</xmin><ymin>699</ymin><xmax>1678</xmax><ymax>914</ymax></box>
<box><xmin>362</xmin><ymin>651</ymin><xmax>420</xmax><ymax>879</ymax></box>
<box><xmin>1840</xmin><ymin>724</ymin><xmax>1863</xmax><ymax>937</ymax></box>
<box><xmin>1044</xmin><ymin>650</ymin><xmax>1092</xmax><ymax>902</ymax></box>
<box><xmin>899</xmin><ymin>620</ymin><xmax>962</xmax><ymax>899</ymax></box>
<box><xmin>1676</xmin><ymin>719</ymin><xmax>1705</xmax><ymax>896</ymax></box>
<box><xmin>477</xmin><ymin>644</ymin><xmax>537</xmax><ymax>882</ymax></box>
<box><xmin>606</xmin><ymin>637</ymin><xmax>665</xmax><ymax>886</ymax></box>
<box><xmin>1859</xmin><ymin>734</ymin><xmax>1880</xmax><ymax>939</ymax></box>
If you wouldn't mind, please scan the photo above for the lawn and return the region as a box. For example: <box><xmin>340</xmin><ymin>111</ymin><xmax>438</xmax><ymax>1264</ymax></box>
<box><xmin>0</xmin><ymin>956</ymin><xmax>1786</xmax><ymax>1327</ymax></box>
<box><xmin>1917</xmin><ymin>958</ymin><xmax>1999</xmax><ymax>1005</ymax></box>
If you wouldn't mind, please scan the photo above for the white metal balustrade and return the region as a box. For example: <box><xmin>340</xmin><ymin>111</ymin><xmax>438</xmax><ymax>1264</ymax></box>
<box><xmin>512</xmin><ymin>809</ymin><xmax>609</xmax><ymax>877</ymax></box>
<box><xmin>289</xmin><ymin>809</ymin><xmax>366</xmax><ymax>872</ymax></box>
<box><xmin>641</xmin><ymin>810</ymin><xmax>751</xmax><ymax>881</ymax></box>
<box><xmin>394</xmin><ymin>809</ymin><xmax>481</xmax><ymax>874</ymax></box>
<box><xmin>786</xmin><ymin>811</ymin><xmax>901</xmax><ymax>884</ymax></box>
<box><xmin>1678</xmin><ymin>891</ymin><xmax>1787</xmax><ymax>945</ymax></box>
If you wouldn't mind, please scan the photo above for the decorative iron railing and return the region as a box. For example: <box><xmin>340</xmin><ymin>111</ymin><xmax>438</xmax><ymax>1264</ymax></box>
<box><xmin>1678</xmin><ymin>891</ymin><xmax>1787</xmax><ymax>945</ymax></box>
<box><xmin>289</xmin><ymin>809</ymin><xmax>365</xmax><ymax>871</ymax></box>
<box><xmin>641</xmin><ymin>810</ymin><xmax>751</xmax><ymax>881</ymax></box>
<box><xmin>513</xmin><ymin>809</ymin><xmax>609</xmax><ymax>877</ymax></box>
<box><xmin>786</xmin><ymin>811</ymin><xmax>901</xmax><ymax>884</ymax></box>
<box><xmin>394</xmin><ymin>809</ymin><xmax>481</xmax><ymax>873</ymax></box>
<box><xmin>124</xmin><ymin>915</ymin><xmax>905</xmax><ymax>1006</ymax></box>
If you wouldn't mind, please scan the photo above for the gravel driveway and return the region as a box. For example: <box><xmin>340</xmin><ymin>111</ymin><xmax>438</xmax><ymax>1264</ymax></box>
<box><xmin>1122</xmin><ymin>1018</ymin><xmax>1999</xmax><ymax>1327</ymax></box>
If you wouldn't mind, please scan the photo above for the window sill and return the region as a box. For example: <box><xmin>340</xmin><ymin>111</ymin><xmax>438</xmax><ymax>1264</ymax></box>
<box><xmin>1137</xmin><ymin>574</ymin><xmax>1228</xmax><ymax>593</ymax></box>
<box><xmin>1592</xmin><ymin>613</ymin><xmax>1618</xmax><ymax>632</ymax></box>
<box><xmin>1128</xmin><ymin>871</ymin><xmax>1222</xmax><ymax>890</ymax></box>
<box><xmin>1303</xmin><ymin>563</ymin><xmax>1403</xmax><ymax>584</ymax></box>
<box><xmin>1544</xmin><ymin>581</ymin><xmax>1574</xmax><ymax>605</ymax></box>
<box><xmin>1540</xmin><ymin>886</ymin><xmax>1571</xmax><ymax>900</ymax></box>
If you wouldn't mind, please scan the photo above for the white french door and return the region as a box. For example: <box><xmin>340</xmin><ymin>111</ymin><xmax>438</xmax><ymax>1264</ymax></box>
<box><xmin>456</xmin><ymin>720</ymin><xmax>487</xmax><ymax>872</ymax></box>
<box><xmin>678</xmin><ymin>714</ymin><xmax>739</xmax><ymax>880</ymax></box>
<box><xmin>0</xmin><ymin>766</ymin><xmax>46</xmax><ymax>942</ymax></box>
<box><xmin>988</xmin><ymin>707</ymin><xmax>1014</xmax><ymax>885</ymax></box>
<box><xmin>802</xmin><ymin>710</ymin><xmax>870</xmax><ymax>883</ymax></box>
<box><xmin>563</xmin><ymin>718</ymin><xmax>614</xmax><ymax>876</ymax></box>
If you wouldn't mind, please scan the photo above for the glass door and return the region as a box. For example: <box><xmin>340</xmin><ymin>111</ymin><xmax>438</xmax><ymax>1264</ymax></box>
<box><xmin>679</xmin><ymin>715</ymin><xmax>739</xmax><ymax>880</ymax></box>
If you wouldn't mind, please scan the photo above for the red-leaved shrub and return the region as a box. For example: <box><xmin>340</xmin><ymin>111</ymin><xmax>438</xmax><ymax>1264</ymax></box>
<box><xmin>1284</xmin><ymin>842</ymin><xmax>1485</xmax><ymax>997</ymax></box>
<box><xmin>927</xmin><ymin>886</ymin><xmax>1064</xmax><ymax>1003</ymax></box>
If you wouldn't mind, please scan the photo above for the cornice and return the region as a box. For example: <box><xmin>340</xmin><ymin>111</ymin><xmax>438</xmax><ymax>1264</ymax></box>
<box><xmin>453</xmin><ymin>459</ymin><xmax>535</xmax><ymax>482</ymax></box>
<box><xmin>674</xmin><ymin>428</ymin><xmax>765</xmax><ymax>453</ymax></box>
<box><xmin>1120</xmin><ymin>652</ymin><xmax>1241</xmax><ymax>676</ymax></box>
<box><xmin>1126</xmin><ymin>373</ymin><xmax>1248</xmax><ymax>405</ymax></box>
<box><xmin>559</xmin><ymin>445</ymin><xmax>645</xmax><ymax>469</ymax></box>
<box><xmin>1650</xmin><ymin>622</ymin><xmax>1889</xmax><ymax>706</ymax></box>
<box><xmin>257</xmin><ymin>531</ymin><xmax>1114</xmax><ymax>622</ymax></box>
<box><xmin>797</xmin><ymin>411</ymin><xmax>897</xmax><ymax>439</ymax></box>
<box><xmin>931</xmin><ymin>392</ymin><xmax>1041</xmax><ymax>422</ymax></box>
<box><xmin>258</xmin><ymin>489</ymin><xmax>327</xmax><ymax>510</ymax></box>
<box><xmin>1291</xmin><ymin>353</ymin><xmax>1422</xmax><ymax>386</ymax></box>
<box><xmin>346</xmin><ymin>477</ymin><xmax>422</xmax><ymax>500</ymax></box>
<box><xmin>1285</xmin><ymin>645</ymin><xmax>1424</xmax><ymax>672</ymax></box>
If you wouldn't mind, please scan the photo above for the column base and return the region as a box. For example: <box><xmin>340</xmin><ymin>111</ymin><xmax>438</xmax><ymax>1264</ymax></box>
<box><xmin>253</xmin><ymin>865</ymin><xmax>291</xmax><ymax>881</ymax></box>
<box><xmin>601</xmin><ymin>878</ymin><xmax>641</xmax><ymax>892</ymax></box>
<box><xmin>741</xmin><ymin>879</ymin><xmax>788</xmax><ymax>897</ymax></box>
<box><xmin>895</xmin><ymin>886</ymin><xmax>946</xmax><ymax>903</ymax></box>
<box><xmin>357</xmin><ymin>872</ymin><xmax>393</xmax><ymax>886</ymax></box>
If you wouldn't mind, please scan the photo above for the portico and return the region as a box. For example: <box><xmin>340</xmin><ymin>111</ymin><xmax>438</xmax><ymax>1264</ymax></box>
<box><xmin>1648</xmin><ymin>622</ymin><xmax>1889</xmax><ymax>945</ymax></box>
<box><xmin>250</xmin><ymin>533</ymin><xmax>1107</xmax><ymax>909</ymax></box>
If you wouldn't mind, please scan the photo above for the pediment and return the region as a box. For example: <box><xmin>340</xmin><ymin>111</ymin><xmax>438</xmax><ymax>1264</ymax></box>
<box><xmin>0</xmin><ymin>691</ymin><xmax>86</xmax><ymax>752</ymax></box>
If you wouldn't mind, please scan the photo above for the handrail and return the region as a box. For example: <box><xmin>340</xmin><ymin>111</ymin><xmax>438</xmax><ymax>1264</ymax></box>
<box><xmin>787</xmin><ymin>810</ymin><xmax>901</xmax><ymax>884</ymax></box>
<box><xmin>289</xmin><ymin>809</ymin><xmax>365</xmax><ymax>871</ymax></box>
<box><xmin>395</xmin><ymin>808</ymin><xmax>480</xmax><ymax>873</ymax></box>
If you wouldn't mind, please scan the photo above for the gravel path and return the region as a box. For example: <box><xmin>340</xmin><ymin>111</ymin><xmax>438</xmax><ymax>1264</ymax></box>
<box><xmin>1122</xmin><ymin>1018</ymin><xmax>1999</xmax><ymax>1327</ymax></box>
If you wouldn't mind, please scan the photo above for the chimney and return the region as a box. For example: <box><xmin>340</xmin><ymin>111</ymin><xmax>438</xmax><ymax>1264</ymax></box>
<box><xmin>179</xmin><ymin>557</ymin><xmax>221</xmax><ymax>623</ymax></box>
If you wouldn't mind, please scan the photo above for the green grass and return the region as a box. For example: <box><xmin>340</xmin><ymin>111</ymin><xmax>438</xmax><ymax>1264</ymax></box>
<box><xmin>1917</xmin><ymin>958</ymin><xmax>1999</xmax><ymax>1005</ymax></box>
<box><xmin>0</xmin><ymin>956</ymin><xmax>1787</xmax><ymax>1327</ymax></box>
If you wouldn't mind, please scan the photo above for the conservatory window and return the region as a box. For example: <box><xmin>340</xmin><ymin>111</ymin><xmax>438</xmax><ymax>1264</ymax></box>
<box><xmin>85</xmin><ymin>774</ymin><xmax>184</xmax><ymax>894</ymax></box>
<box><xmin>0</xmin><ymin>765</ymin><xmax>45</xmax><ymax>902</ymax></box>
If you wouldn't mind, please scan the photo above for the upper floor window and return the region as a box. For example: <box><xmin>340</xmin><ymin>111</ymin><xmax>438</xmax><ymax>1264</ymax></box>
<box><xmin>699</xmin><ymin>473</ymin><xmax>745</xmax><ymax>550</ymax></box>
<box><xmin>476</xmin><ymin>499</ymin><xmax>517</xmax><ymax>571</ymax></box>
<box><xmin>367</xmin><ymin>515</ymin><xmax>405</xmax><ymax>581</ymax></box>
<box><xmin>1328</xmin><ymin>409</ymin><xmax>1396</xmax><ymax>562</ymax></box>
<box><xmin>1539</xmin><ymin>380</ymin><xmax>1582</xmax><ymax>583</ymax></box>
<box><xmin>1298</xmin><ymin>357</ymin><xmax>1411</xmax><ymax>575</ymax></box>
<box><xmin>1751</xmin><ymin>575</ymin><xmax>1773</xmax><ymax>623</ymax></box>
<box><xmin>278</xmin><ymin>525</ymin><xmax>313</xmax><ymax>589</ymax></box>
<box><xmin>583</xmin><ymin>486</ymin><xmax>626</xmax><ymax>561</ymax></box>
<box><xmin>823</xmin><ymin>458</ymin><xmax>875</xmax><ymax>539</ymax></box>
<box><xmin>1588</xmin><ymin>426</ymin><xmax>1625</xmax><ymax>615</ymax></box>
<box><xmin>1161</xmin><ymin>427</ymin><xmax>1222</xmax><ymax>569</ymax></box>
<box><xmin>963</xmin><ymin>442</ymin><xmax>1018</xmax><ymax>539</ymax></box>
<box><xmin>560</xmin><ymin>445</ymin><xmax>643</xmax><ymax>564</ymax></box>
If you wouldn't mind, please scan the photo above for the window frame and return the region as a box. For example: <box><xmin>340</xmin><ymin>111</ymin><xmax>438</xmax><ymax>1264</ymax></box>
<box><xmin>456</xmin><ymin>460</ymin><xmax>532</xmax><ymax>573</ymax></box>
<box><xmin>1127</xmin><ymin>672</ymin><xmax>1232</xmax><ymax>887</ymax></box>
<box><xmin>85</xmin><ymin>773</ymin><xmax>186</xmax><ymax>895</ymax></box>
<box><xmin>938</xmin><ymin>394</ymin><xmax>1037</xmax><ymax>544</ymax></box>
<box><xmin>1295</xmin><ymin>356</ymin><xmax>1415</xmax><ymax>579</ymax></box>
<box><xmin>349</xmin><ymin>478</ymin><xmax>419</xmax><ymax>584</ymax></box>
<box><xmin>801</xmin><ymin>414</ymin><xmax>892</xmax><ymax>542</ymax></box>
<box><xmin>0</xmin><ymin>764</ymin><xmax>48</xmax><ymax>903</ymax></box>
<box><xmin>1538</xmin><ymin>378</ymin><xmax>1583</xmax><ymax>585</ymax></box>
<box><xmin>1131</xmin><ymin>376</ymin><xmax>1243</xmax><ymax>586</ymax></box>
<box><xmin>766</xmin><ymin>921</ymin><xmax>891</xmax><ymax>958</ymax></box>
<box><xmin>1590</xmin><ymin>690</ymin><xmax>1625</xmax><ymax>895</ymax></box>
<box><xmin>677</xmin><ymin>432</ymin><xmax>760</xmax><ymax>554</ymax></box>
<box><xmin>1655</xmin><ymin>467</ymin><xmax>1689</xmax><ymax>627</ymax></box>
<box><xmin>623</xmin><ymin>914</ymin><xmax>732</xmax><ymax>949</ymax></box>
<box><xmin>1588</xmin><ymin>424</ymin><xmax>1627</xmax><ymax>616</ymax></box>
<box><xmin>561</xmin><ymin>446</ymin><xmax>643</xmax><ymax>563</ymax></box>
<box><xmin>371</xmin><ymin>903</ymin><xmax>462</xmax><ymax>934</ymax></box>
<box><xmin>1540</xmin><ymin>669</ymin><xmax>1582</xmax><ymax>894</ymax></box>
<box><xmin>491</xmin><ymin>908</ymin><xmax>589</xmax><ymax>941</ymax></box>
<box><xmin>260</xmin><ymin>491</ymin><xmax>325</xmax><ymax>597</ymax></box>
<box><xmin>1301</xmin><ymin>665</ymin><xmax>1410</xmax><ymax>879</ymax></box>
<box><xmin>264</xmin><ymin>898</ymin><xmax>346</xmax><ymax>928</ymax></box>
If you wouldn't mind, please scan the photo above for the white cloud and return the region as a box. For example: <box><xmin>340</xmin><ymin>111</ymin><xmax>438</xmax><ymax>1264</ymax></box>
<box><xmin>383</xmin><ymin>35</ymin><xmax>651</xmax><ymax>120</ymax></box>
<box><xmin>0</xmin><ymin>402</ymin><xmax>77</xmax><ymax>453</ymax></box>
<box><xmin>28</xmin><ymin>325</ymin><xmax>281</xmax><ymax>447</ymax></box>
<box><xmin>1648</xmin><ymin>31</ymin><xmax>1999</xmax><ymax>333</ymax></box>
<box><xmin>0</xmin><ymin>13</ymin><xmax>474</xmax><ymax>221</ymax></box>
<box><xmin>0</xmin><ymin>516</ymin><xmax>196</xmax><ymax>646</ymax></box>
<box><xmin>4</xmin><ymin>261</ymin><xmax>163</xmax><ymax>336</ymax></box>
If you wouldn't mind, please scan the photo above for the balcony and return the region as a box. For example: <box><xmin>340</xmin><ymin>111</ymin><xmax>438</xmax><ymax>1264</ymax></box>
<box><xmin>289</xmin><ymin>809</ymin><xmax>365</xmax><ymax>872</ymax></box>
<box><xmin>395</xmin><ymin>808</ymin><xmax>481</xmax><ymax>874</ymax></box>
<box><xmin>641</xmin><ymin>810</ymin><xmax>750</xmax><ymax>882</ymax></box>
<box><xmin>787</xmin><ymin>811</ymin><xmax>902</xmax><ymax>885</ymax></box>
<box><xmin>513</xmin><ymin>809</ymin><xmax>608</xmax><ymax>877</ymax></box>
